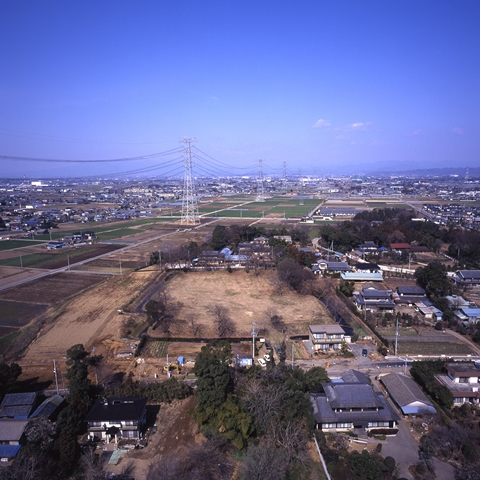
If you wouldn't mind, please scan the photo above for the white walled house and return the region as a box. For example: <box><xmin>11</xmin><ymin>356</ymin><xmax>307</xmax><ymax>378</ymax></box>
<box><xmin>85</xmin><ymin>397</ymin><xmax>147</xmax><ymax>442</ymax></box>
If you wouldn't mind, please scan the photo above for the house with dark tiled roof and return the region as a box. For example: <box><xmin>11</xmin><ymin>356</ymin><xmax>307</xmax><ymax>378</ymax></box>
<box><xmin>309</xmin><ymin>370</ymin><xmax>399</xmax><ymax>433</ymax></box>
<box><xmin>85</xmin><ymin>397</ymin><xmax>147</xmax><ymax>442</ymax></box>
<box><xmin>454</xmin><ymin>270</ymin><xmax>480</xmax><ymax>287</ymax></box>
<box><xmin>354</xmin><ymin>286</ymin><xmax>395</xmax><ymax>312</ymax></box>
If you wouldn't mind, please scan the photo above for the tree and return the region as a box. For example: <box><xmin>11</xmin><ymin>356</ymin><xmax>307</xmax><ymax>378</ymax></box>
<box><xmin>149</xmin><ymin>250</ymin><xmax>160</xmax><ymax>265</ymax></box>
<box><xmin>207</xmin><ymin>304</ymin><xmax>236</xmax><ymax>337</ymax></box>
<box><xmin>0</xmin><ymin>361</ymin><xmax>22</xmax><ymax>399</ymax></box>
<box><xmin>304</xmin><ymin>366</ymin><xmax>329</xmax><ymax>393</ymax></box>
<box><xmin>415</xmin><ymin>261</ymin><xmax>451</xmax><ymax>297</ymax></box>
<box><xmin>194</xmin><ymin>340</ymin><xmax>233</xmax><ymax>424</ymax></box>
<box><xmin>239</xmin><ymin>444</ymin><xmax>287</xmax><ymax>480</ymax></box>
<box><xmin>211</xmin><ymin>225</ymin><xmax>228</xmax><ymax>250</ymax></box>
<box><xmin>57</xmin><ymin>344</ymin><xmax>102</xmax><ymax>475</ymax></box>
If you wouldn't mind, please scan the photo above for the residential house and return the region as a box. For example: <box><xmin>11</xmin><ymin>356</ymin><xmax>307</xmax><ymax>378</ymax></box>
<box><xmin>380</xmin><ymin>373</ymin><xmax>436</xmax><ymax>416</ymax></box>
<box><xmin>309</xmin><ymin>325</ymin><xmax>350</xmax><ymax>352</ymax></box>
<box><xmin>435</xmin><ymin>362</ymin><xmax>480</xmax><ymax>405</ymax></box>
<box><xmin>394</xmin><ymin>286</ymin><xmax>427</xmax><ymax>306</ymax></box>
<box><xmin>316</xmin><ymin>260</ymin><xmax>352</xmax><ymax>274</ymax></box>
<box><xmin>454</xmin><ymin>270</ymin><xmax>480</xmax><ymax>287</ymax></box>
<box><xmin>354</xmin><ymin>286</ymin><xmax>395</xmax><ymax>312</ymax></box>
<box><xmin>309</xmin><ymin>370</ymin><xmax>399</xmax><ymax>433</ymax></box>
<box><xmin>354</xmin><ymin>263</ymin><xmax>381</xmax><ymax>273</ymax></box>
<box><xmin>455</xmin><ymin>308</ymin><xmax>480</xmax><ymax>325</ymax></box>
<box><xmin>85</xmin><ymin>397</ymin><xmax>147</xmax><ymax>442</ymax></box>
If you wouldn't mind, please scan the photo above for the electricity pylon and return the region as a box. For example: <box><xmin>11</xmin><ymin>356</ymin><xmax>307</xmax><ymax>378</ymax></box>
<box><xmin>180</xmin><ymin>138</ymin><xmax>199</xmax><ymax>225</ymax></box>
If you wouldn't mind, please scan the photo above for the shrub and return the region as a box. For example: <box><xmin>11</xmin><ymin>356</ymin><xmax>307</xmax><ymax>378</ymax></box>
<box><xmin>383</xmin><ymin>456</ymin><xmax>396</xmax><ymax>471</ymax></box>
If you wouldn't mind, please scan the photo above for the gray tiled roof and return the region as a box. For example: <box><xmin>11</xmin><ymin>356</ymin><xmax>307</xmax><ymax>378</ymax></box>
<box><xmin>381</xmin><ymin>373</ymin><xmax>433</xmax><ymax>408</ymax></box>
<box><xmin>0</xmin><ymin>419</ymin><xmax>28</xmax><ymax>442</ymax></box>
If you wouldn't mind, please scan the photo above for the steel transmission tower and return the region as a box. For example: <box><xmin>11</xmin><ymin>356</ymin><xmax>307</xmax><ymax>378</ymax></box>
<box><xmin>282</xmin><ymin>161</ymin><xmax>287</xmax><ymax>191</ymax></box>
<box><xmin>256</xmin><ymin>159</ymin><xmax>265</xmax><ymax>202</ymax></box>
<box><xmin>180</xmin><ymin>138</ymin><xmax>199</xmax><ymax>225</ymax></box>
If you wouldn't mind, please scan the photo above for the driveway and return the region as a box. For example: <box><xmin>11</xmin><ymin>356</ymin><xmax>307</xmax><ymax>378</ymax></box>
<box><xmin>381</xmin><ymin>419</ymin><xmax>418</xmax><ymax>480</ymax></box>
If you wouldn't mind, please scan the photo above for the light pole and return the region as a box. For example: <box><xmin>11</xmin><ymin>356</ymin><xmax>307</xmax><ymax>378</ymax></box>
<box><xmin>251</xmin><ymin>321</ymin><xmax>257</xmax><ymax>361</ymax></box>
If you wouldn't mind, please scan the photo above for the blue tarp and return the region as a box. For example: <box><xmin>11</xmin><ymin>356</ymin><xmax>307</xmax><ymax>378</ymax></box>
<box><xmin>0</xmin><ymin>445</ymin><xmax>21</xmax><ymax>460</ymax></box>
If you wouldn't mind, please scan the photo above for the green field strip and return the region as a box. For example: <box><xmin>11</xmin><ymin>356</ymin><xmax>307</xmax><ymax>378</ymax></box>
<box><xmin>0</xmin><ymin>240</ymin><xmax>47</xmax><ymax>251</ymax></box>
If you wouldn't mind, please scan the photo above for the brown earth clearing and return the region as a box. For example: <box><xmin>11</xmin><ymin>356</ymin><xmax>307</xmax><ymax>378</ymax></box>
<box><xmin>20</xmin><ymin>268</ymin><xmax>160</xmax><ymax>367</ymax></box>
<box><xmin>151</xmin><ymin>270</ymin><xmax>334</xmax><ymax>339</ymax></box>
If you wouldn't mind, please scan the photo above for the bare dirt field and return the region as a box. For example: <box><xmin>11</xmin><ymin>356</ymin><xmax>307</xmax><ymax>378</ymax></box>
<box><xmin>20</xmin><ymin>268</ymin><xmax>160</xmax><ymax>368</ymax></box>
<box><xmin>152</xmin><ymin>270</ymin><xmax>334</xmax><ymax>339</ymax></box>
<box><xmin>0</xmin><ymin>271</ymin><xmax>110</xmax><ymax>304</ymax></box>
<box><xmin>0</xmin><ymin>266</ymin><xmax>48</xmax><ymax>289</ymax></box>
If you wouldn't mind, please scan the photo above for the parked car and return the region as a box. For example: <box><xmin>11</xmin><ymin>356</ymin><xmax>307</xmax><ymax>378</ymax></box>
<box><xmin>257</xmin><ymin>358</ymin><xmax>267</xmax><ymax>367</ymax></box>
<box><xmin>362</xmin><ymin>349</ymin><xmax>368</xmax><ymax>357</ymax></box>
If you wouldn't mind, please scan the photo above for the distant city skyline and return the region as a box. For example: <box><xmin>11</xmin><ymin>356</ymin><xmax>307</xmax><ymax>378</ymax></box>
<box><xmin>1</xmin><ymin>0</ymin><xmax>479</xmax><ymax>178</ymax></box>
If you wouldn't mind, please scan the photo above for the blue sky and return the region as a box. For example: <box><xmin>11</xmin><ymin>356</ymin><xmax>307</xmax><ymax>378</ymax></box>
<box><xmin>1</xmin><ymin>1</ymin><xmax>479</xmax><ymax>178</ymax></box>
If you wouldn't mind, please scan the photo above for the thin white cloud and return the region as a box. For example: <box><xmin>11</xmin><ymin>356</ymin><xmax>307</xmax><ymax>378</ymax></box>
<box><xmin>336</xmin><ymin>121</ymin><xmax>371</xmax><ymax>132</ymax></box>
<box><xmin>206</xmin><ymin>96</ymin><xmax>220</xmax><ymax>105</ymax></box>
<box><xmin>411</xmin><ymin>129</ymin><xmax>423</xmax><ymax>136</ymax></box>
<box><xmin>313</xmin><ymin>118</ymin><xmax>330</xmax><ymax>128</ymax></box>
<box><xmin>453</xmin><ymin>127</ymin><xmax>465</xmax><ymax>135</ymax></box>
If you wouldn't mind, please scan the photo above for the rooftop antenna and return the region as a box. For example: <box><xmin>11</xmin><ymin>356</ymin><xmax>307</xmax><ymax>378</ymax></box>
<box><xmin>256</xmin><ymin>159</ymin><xmax>265</xmax><ymax>202</ymax></box>
<box><xmin>180</xmin><ymin>138</ymin><xmax>199</xmax><ymax>225</ymax></box>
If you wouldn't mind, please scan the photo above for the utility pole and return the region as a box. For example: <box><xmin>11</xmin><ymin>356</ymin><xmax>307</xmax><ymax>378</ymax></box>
<box><xmin>395</xmin><ymin>317</ymin><xmax>399</xmax><ymax>356</ymax></box>
<box><xmin>53</xmin><ymin>359</ymin><xmax>59</xmax><ymax>394</ymax></box>
<box><xmin>180</xmin><ymin>138</ymin><xmax>199</xmax><ymax>225</ymax></box>
<box><xmin>291</xmin><ymin>343</ymin><xmax>294</xmax><ymax>367</ymax></box>
<box><xmin>119</xmin><ymin>259</ymin><xmax>122</xmax><ymax>275</ymax></box>
<box><xmin>251</xmin><ymin>321</ymin><xmax>257</xmax><ymax>360</ymax></box>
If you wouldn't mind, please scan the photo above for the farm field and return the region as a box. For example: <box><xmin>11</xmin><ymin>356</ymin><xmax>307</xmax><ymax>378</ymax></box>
<box><xmin>0</xmin><ymin>300</ymin><xmax>48</xmax><ymax>327</ymax></box>
<box><xmin>203</xmin><ymin>197</ymin><xmax>321</xmax><ymax>219</ymax></box>
<box><xmin>0</xmin><ymin>271</ymin><xmax>110</xmax><ymax>304</ymax></box>
<box><xmin>395</xmin><ymin>340</ymin><xmax>473</xmax><ymax>356</ymax></box>
<box><xmin>0</xmin><ymin>244</ymin><xmax>123</xmax><ymax>269</ymax></box>
<box><xmin>0</xmin><ymin>240</ymin><xmax>46</xmax><ymax>251</ymax></box>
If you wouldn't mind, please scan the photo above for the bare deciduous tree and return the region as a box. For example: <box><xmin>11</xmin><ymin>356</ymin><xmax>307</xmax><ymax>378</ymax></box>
<box><xmin>207</xmin><ymin>304</ymin><xmax>236</xmax><ymax>337</ymax></box>
<box><xmin>240</xmin><ymin>378</ymin><xmax>285</xmax><ymax>434</ymax></box>
<box><xmin>266</xmin><ymin>420</ymin><xmax>309</xmax><ymax>467</ymax></box>
<box><xmin>186</xmin><ymin>314</ymin><xmax>203</xmax><ymax>338</ymax></box>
